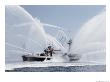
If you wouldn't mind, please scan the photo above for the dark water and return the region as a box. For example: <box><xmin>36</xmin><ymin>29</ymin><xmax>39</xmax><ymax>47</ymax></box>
<box><xmin>6</xmin><ymin>65</ymin><xmax>106</xmax><ymax>72</ymax></box>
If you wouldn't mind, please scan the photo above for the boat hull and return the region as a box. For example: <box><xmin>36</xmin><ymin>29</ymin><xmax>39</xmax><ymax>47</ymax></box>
<box><xmin>22</xmin><ymin>55</ymin><xmax>51</xmax><ymax>62</ymax></box>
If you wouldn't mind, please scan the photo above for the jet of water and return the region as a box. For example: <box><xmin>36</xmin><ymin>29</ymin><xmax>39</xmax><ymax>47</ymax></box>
<box><xmin>5</xmin><ymin>5</ymin><xmax>47</xmax><ymax>63</ymax></box>
<box><xmin>69</xmin><ymin>9</ymin><xmax>106</xmax><ymax>64</ymax></box>
<box><xmin>5</xmin><ymin>5</ymin><xmax>66</xmax><ymax>63</ymax></box>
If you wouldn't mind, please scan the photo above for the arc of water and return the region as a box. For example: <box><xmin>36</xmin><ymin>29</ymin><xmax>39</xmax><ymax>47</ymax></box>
<box><xmin>82</xmin><ymin>49</ymin><xmax>105</xmax><ymax>56</ymax></box>
<box><xmin>42</xmin><ymin>23</ymin><xmax>69</xmax><ymax>43</ymax></box>
<box><xmin>58</xmin><ymin>30</ymin><xmax>68</xmax><ymax>41</ymax></box>
<box><xmin>16</xmin><ymin>34</ymin><xmax>43</xmax><ymax>49</ymax></box>
<box><xmin>11</xmin><ymin>22</ymin><xmax>32</xmax><ymax>28</ymax></box>
<box><xmin>42</xmin><ymin>23</ymin><xmax>65</xmax><ymax>31</ymax></box>
<box><xmin>72</xmin><ymin>42</ymin><xmax>105</xmax><ymax>52</ymax></box>
<box><xmin>7</xmin><ymin>50</ymin><xmax>32</xmax><ymax>54</ymax></box>
<box><xmin>6</xmin><ymin>42</ymin><xmax>31</xmax><ymax>54</ymax></box>
<box><xmin>11</xmin><ymin>19</ymin><xmax>68</xmax><ymax>41</ymax></box>
<box><xmin>9</xmin><ymin>18</ymin><xmax>69</xmax><ymax>48</ymax></box>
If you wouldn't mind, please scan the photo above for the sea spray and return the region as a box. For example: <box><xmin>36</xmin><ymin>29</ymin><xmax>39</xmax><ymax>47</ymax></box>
<box><xmin>5</xmin><ymin>5</ymin><xmax>66</xmax><ymax>63</ymax></box>
<box><xmin>69</xmin><ymin>10</ymin><xmax>106</xmax><ymax>64</ymax></box>
<box><xmin>5</xmin><ymin>5</ymin><xmax>47</xmax><ymax>63</ymax></box>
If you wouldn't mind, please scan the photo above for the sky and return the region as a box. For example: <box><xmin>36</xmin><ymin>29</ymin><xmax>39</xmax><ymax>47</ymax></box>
<box><xmin>21</xmin><ymin>5</ymin><xmax>105</xmax><ymax>36</ymax></box>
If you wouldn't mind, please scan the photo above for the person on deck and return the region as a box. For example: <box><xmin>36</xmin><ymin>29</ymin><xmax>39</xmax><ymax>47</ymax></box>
<box><xmin>48</xmin><ymin>46</ymin><xmax>54</xmax><ymax>57</ymax></box>
<box><xmin>44</xmin><ymin>46</ymin><xmax>54</xmax><ymax>57</ymax></box>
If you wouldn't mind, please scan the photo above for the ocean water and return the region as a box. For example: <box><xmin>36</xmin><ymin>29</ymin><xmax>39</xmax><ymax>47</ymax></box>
<box><xmin>6</xmin><ymin>65</ymin><xmax>106</xmax><ymax>72</ymax></box>
<box><xmin>5</xmin><ymin>61</ymin><xmax>106</xmax><ymax>72</ymax></box>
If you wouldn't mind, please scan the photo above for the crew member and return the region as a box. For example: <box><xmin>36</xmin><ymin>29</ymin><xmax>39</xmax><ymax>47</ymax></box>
<box><xmin>48</xmin><ymin>46</ymin><xmax>54</xmax><ymax>57</ymax></box>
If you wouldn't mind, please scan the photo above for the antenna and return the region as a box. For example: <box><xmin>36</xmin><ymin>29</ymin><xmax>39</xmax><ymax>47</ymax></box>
<box><xmin>67</xmin><ymin>39</ymin><xmax>72</xmax><ymax>52</ymax></box>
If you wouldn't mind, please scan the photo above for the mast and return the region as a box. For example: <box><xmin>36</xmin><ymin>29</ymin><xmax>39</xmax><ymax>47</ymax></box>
<box><xmin>67</xmin><ymin>39</ymin><xmax>72</xmax><ymax>52</ymax></box>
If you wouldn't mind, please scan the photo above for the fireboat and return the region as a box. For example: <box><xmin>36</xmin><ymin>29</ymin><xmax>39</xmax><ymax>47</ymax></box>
<box><xmin>22</xmin><ymin>39</ymin><xmax>74</xmax><ymax>62</ymax></box>
<box><xmin>22</xmin><ymin>45</ymin><xmax>60</xmax><ymax>62</ymax></box>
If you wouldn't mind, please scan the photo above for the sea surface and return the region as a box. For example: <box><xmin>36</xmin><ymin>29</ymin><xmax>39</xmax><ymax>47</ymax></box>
<box><xmin>6</xmin><ymin>65</ymin><xmax>106</xmax><ymax>72</ymax></box>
